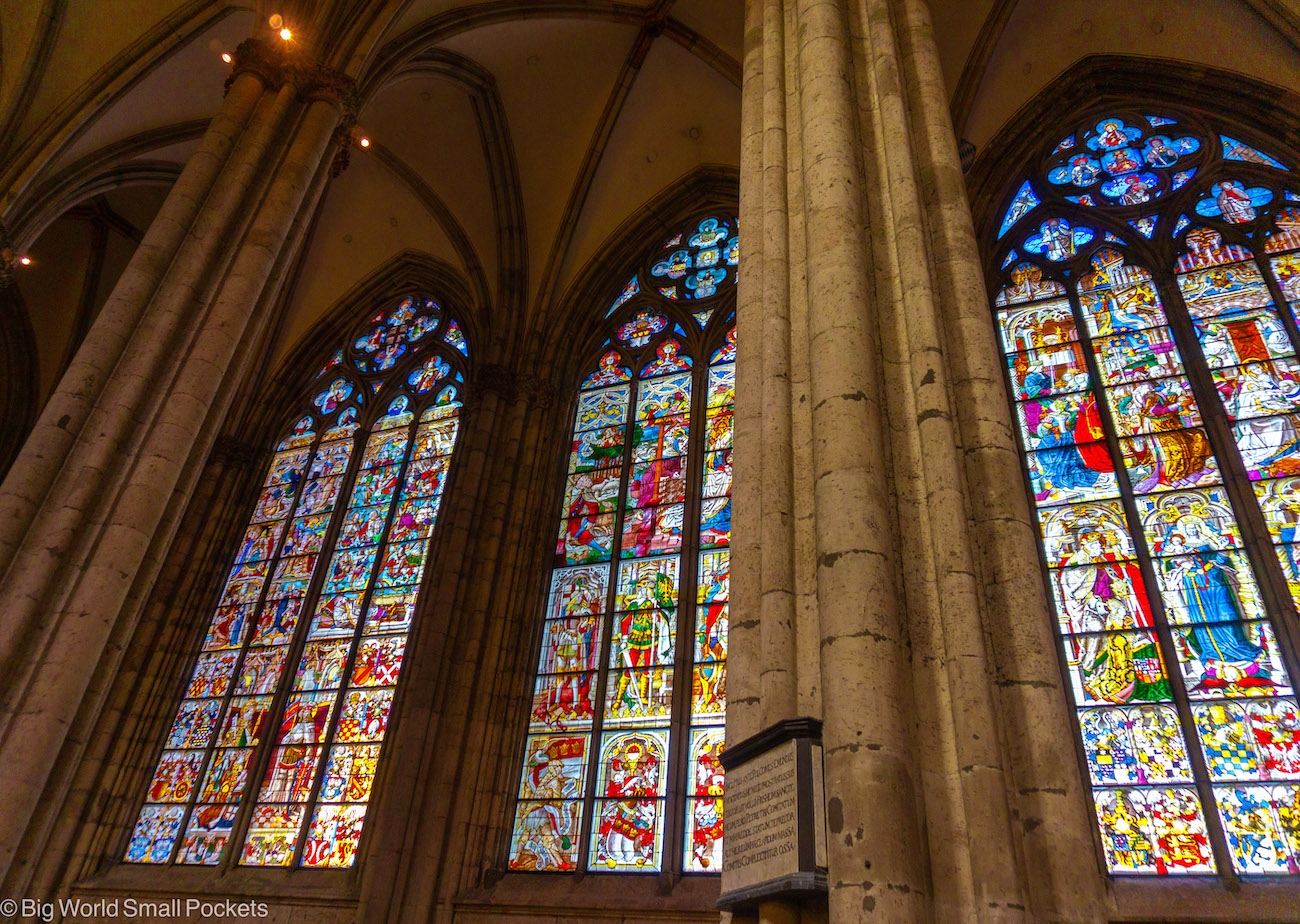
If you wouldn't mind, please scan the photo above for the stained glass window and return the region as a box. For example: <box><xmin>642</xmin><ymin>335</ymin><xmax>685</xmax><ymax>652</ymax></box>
<box><xmin>508</xmin><ymin>215</ymin><xmax>735</xmax><ymax>874</ymax></box>
<box><xmin>993</xmin><ymin>112</ymin><xmax>1300</xmax><ymax>877</ymax></box>
<box><xmin>125</xmin><ymin>295</ymin><xmax>468</xmax><ymax>869</ymax></box>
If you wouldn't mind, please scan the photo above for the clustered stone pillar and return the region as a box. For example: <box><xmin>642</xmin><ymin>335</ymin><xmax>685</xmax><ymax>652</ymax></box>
<box><xmin>0</xmin><ymin>37</ymin><xmax>354</xmax><ymax>894</ymax></box>
<box><xmin>731</xmin><ymin>0</ymin><xmax>1108</xmax><ymax>920</ymax></box>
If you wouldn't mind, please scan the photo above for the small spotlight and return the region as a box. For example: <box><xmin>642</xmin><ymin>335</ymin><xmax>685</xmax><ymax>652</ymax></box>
<box><xmin>18</xmin><ymin>256</ymin><xmax>31</xmax><ymax>266</ymax></box>
<box><xmin>279</xmin><ymin>27</ymin><xmax>292</xmax><ymax>41</ymax></box>
<box><xmin>358</xmin><ymin>137</ymin><xmax>370</xmax><ymax>148</ymax></box>
<box><xmin>221</xmin><ymin>52</ymin><xmax>232</xmax><ymax>63</ymax></box>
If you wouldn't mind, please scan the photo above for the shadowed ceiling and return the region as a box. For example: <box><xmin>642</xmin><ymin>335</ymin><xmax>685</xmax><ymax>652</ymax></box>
<box><xmin>2</xmin><ymin>0</ymin><xmax>1298</xmax><ymax>408</ymax></box>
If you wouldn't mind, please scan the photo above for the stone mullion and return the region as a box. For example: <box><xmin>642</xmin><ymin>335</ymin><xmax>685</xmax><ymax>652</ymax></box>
<box><xmin>164</xmin><ymin>429</ymin><xmax>322</xmax><ymax>868</ymax></box>
<box><xmin>1064</xmin><ymin>285</ymin><xmax>1239</xmax><ymax>883</ymax></box>
<box><xmin>792</xmin><ymin>0</ymin><xmax>929</xmax><ymax>919</ymax></box>
<box><xmin>577</xmin><ymin>370</ymin><xmax>640</xmax><ymax>873</ymax></box>
<box><xmin>222</xmin><ymin>422</ymin><xmax>365</xmax><ymax>870</ymax></box>
<box><xmin>288</xmin><ymin>408</ymin><xmax>423</xmax><ymax>869</ymax></box>
<box><xmin>663</xmin><ymin>344</ymin><xmax>709</xmax><ymax>882</ymax></box>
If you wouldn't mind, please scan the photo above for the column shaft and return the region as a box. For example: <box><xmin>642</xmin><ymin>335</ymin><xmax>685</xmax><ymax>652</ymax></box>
<box><xmin>731</xmin><ymin>0</ymin><xmax>767</xmax><ymax>745</ymax></box>
<box><xmin>896</xmin><ymin>0</ymin><xmax>1107</xmax><ymax>918</ymax></box>
<box><xmin>759</xmin><ymin>0</ymin><xmax>798</xmax><ymax>723</ymax></box>
<box><xmin>794</xmin><ymin>0</ymin><xmax>929</xmax><ymax>917</ymax></box>
<box><xmin>0</xmin><ymin>72</ymin><xmax>264</xmax><ymax>576</ymax></box>
<box><xmin>0</xmin><ymin>75</ymin><xmax>344</xmax><ymax>883</ymax></box>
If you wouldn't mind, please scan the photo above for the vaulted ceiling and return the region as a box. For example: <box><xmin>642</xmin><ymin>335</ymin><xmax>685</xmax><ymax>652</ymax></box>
<box><xmin>3</xmin><ymin>0</ymin><xmax>1298</xmax><ymax>408</ymax></box>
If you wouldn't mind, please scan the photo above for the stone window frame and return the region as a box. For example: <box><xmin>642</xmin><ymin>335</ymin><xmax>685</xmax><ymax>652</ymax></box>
<box><xmin>969</xmin><ymin>56</ymin><xmax>1300</xmax><ymax>920</ymax></box>
<box><xmin>498</xmin><ymin>210</ymin><xmax>738</xmax><ymax>881</ymax></box>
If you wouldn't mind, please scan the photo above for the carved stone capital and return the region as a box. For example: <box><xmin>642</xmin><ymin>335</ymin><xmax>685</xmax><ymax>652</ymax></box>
<box><xmin>518</xmin><ymin>375</ymin><xmax>558</xmax><ymax>410</ymax></box>
<box><xmin>208</xmin><ymin>435</ymin><xmax>260</xmax><ymax>470</ymax></box>
<box><xmin>476</xmin><ymin>363</ymin><xmax>517</xmax><ymax>401</ymax></box>
<box><xmin>225</xmin><ymin>38</ymin><xmax>359</xmax><ymax>127</ymax></box>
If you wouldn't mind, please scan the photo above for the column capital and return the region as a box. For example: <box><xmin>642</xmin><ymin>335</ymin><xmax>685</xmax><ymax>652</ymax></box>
<box><xmin>208</xmin><ymin>434</ymin><xmax>260</xmax><ymax>471</ymax></box>
<box><xmin>225</xmin><ymin>37</ymin><xmax>359</xmax><ymax>129</ymax></box>
<box><xmin>475</xmin><ymin>363</ymin><xmax>517</xmax><ymax>402</ymax></box>
<box><xmin>0</xmin><ymin>220</ymin><xmax>17</xmax><ymax>289</ymax></box>
<box><xmin>518</xmin><ymin>374</ymin><xmax>558</xmax><ymax>410</ymax></box>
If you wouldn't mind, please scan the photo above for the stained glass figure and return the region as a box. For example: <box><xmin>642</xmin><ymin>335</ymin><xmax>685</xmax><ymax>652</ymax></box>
<box><xmin>999</xmin><ymin>181</ymin><xmax>1041</xmax><ymax>238</ymax></box>
<box><xmin>512</xmin><ymin>221</ymin><xmax>735</xmax><ymax>875</ymax></box>
<box><xmin>993</xmin><ymin>112</ymin><xmax>1300</xmax><ymax>879</ymax></box>
<box><xmin>1025</xmin><ymin>218</ymin><xmax>1096</xmax><ymax>261</ymax></box>
<box><xmin>127</xmin><ymin>295</ymin><xmax>467</xmax><ymax>869</ymax></box>
<box><xmin>1196</xmin><ymin>182</ymin><xmax>1273</xmax><ymax>223</ymax></box>
<box><xmin>1221</xmin><ymin>136</ymin><xmax>1286</xmax><ymax>169</ymax></box>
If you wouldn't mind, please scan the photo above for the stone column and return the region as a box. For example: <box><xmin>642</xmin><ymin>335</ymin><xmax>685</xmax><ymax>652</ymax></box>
<box><xmin>731</xmin><ymin>0</ymin><xmax>767</xmax><ymax>747</ymax></box>
<box><xmin>0</xmin><ymin>37</ymin><xmax>355</xmax><ymax>890</ymax></box>
<box><xmin>889</xmin><ymin>0</ymin><xmax>1107</xmax><ymax>919</ymax></box>
<box><xmin>734</xmin><ymin>0</ymin><xmax>1107</xmax><ymax>919</ymax></box>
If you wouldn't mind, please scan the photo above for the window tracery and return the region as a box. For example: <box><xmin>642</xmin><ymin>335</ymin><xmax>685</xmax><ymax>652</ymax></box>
<box><xmin>508</xmin><ymin>216</ymin><xmax>737</xmax><ymax>874</ymax></box>
<box><xmin>126</xmin><ymin>295</ymin><xmax>468</xmax><ymax>869</ymax></box>
<box><xmin>992</xmin><ymin>111</ymin><xmax>1300</xmax><ymax>877</ymax></box>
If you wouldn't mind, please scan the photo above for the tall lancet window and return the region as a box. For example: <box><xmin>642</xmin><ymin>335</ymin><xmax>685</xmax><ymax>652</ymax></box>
<box><xmin>991</xmin><ymin>112</ymin><xmax>1300</xmax><ymax>877</ymax></box>
<box><xmin>508</xmin><ymin>217</ymin><xmax>737</xmax><ymax>874</ymax></box>
<box><xmin>126</xmin><ymin>295</ymin><xmax>469</xmax><ymax>869</ymax></box>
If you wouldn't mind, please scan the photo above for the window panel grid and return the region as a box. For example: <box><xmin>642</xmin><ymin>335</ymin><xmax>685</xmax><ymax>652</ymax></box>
<box><xmin>126</xmin><ymin>433</ymin><xmax>350</xmax><ymax>866</ymax></box>
<box><xmin>997</xmin><ymin>187</ymin><xmax>1300</xmax><ymax>877</ymax></box>
<box><xmin>509</xmin><ymin>317</ymin><xmax>735</xmax><ymax>876</ymax></box>
<box><xmin>126</xmin><ymin>298</ymin><xmax>466</xmax><ymax>872</ymax></box>
<box><xmin>240</xmin><ymin>412</ymin><xmax>457</xmax><ymax>868</ymax></box>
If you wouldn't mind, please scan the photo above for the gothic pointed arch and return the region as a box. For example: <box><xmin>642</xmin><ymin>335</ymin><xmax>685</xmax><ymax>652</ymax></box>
<box><xmin>505</xmin><ymin>207</ymin><xmax>737</xmax><ymax>874</ymax></box>
<box><xmin>977</xmin><ymin>70</ymin><xmax>1300</xmax><ymax>878</ymax></box>
<box><xmin>125</xmin><ymin>287</ymin><xmax>471</xmax><ymax>869</ymax></box>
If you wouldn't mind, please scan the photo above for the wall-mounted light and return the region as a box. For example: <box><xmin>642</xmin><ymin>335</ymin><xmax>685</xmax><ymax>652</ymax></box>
<box><xmin>358</xmin><ymin>138</ymin><xmax>371</xmax><ymax>148</ymax></box>
<box><xmin>221</xmin><ymin>52</ymin><xmax>233</xmax><ymax>63</ymax></box>
<box><xmin>18</xmin><ymin>256</ymin><xmax>31</xmax><ymax>266</ymax></box>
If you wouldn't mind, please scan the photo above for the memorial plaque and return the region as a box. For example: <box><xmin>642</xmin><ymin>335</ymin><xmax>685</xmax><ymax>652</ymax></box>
<box><xmin>723</xmin><ymin>740</ymin><xmax>800</xmax><ymax>887</ymax></box>
<box><xmin>717</xmin><ymin>718</ymin><xmax>827</xmax><ymax>912</ymax></box>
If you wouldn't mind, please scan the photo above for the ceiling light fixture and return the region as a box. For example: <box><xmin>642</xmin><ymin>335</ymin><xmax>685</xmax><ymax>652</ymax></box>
<box><xmin>358</xmin><ymin>138</ymin><xmax>371</xmax><ymax>148</ymax></box>
<box><xmin>221</xmin><ymin>52</ymin><xmax>233</xmax><ymax>63</ymax></box>
<box><xmin>279</xmin><ymin>27</ymin><xmax>292</xmax><ymax>41</ymax></box>
<box><xmin>18</xmin><ymin>256</ymin><xmax>31</xmax><ymax>266</ymax></box>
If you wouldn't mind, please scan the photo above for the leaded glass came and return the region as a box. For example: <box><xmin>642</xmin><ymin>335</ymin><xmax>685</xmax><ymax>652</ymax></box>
<box><xmin>508</xmin><ymin>215</ymin><xmax>735</xmax><ymax>875</ymax></box>
<box><xmin>125</xmin><ymin>296</ymin><xmax>468</xmax><ymax>869</ymax></box>
<box><xmin>993</xmin><ymin>112</ymin><xmax>1300</xmax><ymax>877</ymax></box>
